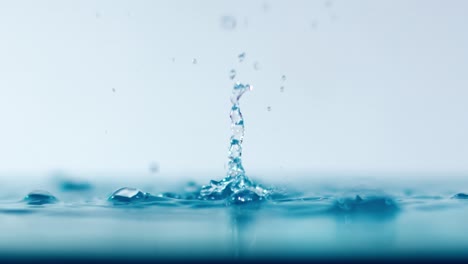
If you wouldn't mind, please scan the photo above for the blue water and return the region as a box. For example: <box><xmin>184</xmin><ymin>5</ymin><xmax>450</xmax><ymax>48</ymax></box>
<box><xmin>2</xmin><ymin>175</ymin><xmax>468</xmax><ymax>261</ymax></box>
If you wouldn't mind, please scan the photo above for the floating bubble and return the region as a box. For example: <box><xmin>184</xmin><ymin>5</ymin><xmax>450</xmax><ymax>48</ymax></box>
<box><xmin>24</xmin><ymin>190</ymin><xmax>58</xmax><ymax>205</ymax></box>
<box><xmin>229</xmin><ymin>69</ymin><xmax>236</xmax><ymax>80</ymax></box>
<box><xmin>220</xmin><ymin>16</ymin><xmax>236</xmax><ymax>30</ymax></box>
<box><xmin>238</xmin><ymin>52</ymin><xmax>246</xmax><ymax>62</ymax></box>
<box><xmin>108</xmin><ymin>187</ymin><xmax>148</xmax><ymax>204</ymax></box>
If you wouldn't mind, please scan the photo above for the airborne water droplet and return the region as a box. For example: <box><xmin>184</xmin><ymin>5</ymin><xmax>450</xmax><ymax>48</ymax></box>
<box><xmin>267</xmin><ymin>106</ymin><xmax>272</xmax><ymax>111</ymax></box>
<box><xmin>229</xmin><ymin>69</ymin><xmax>236</xmax><ymax>80</ymax></box>
<box><xmin>281</xmin><ymin>75</ymin><xmax>286</xmax><ymax>81</ymax></box>
<box><xmin>192</xmin><ymin>58</ymin><xmax>197</xmax><ymax>64</ymax></box>
<box><xmin>253</xmin><ymin>62</ymin><xmax>260</xmax><ymax>70</ymax></box>
<box><xmin>149</xmin><ymin>162</ymin><xmax>160</xmax><ymax>174</ymax></box>
<box><xmin>280</xmin><ymin>86</ymin><xmax>284</xmax><ymax>92</ymax></box>
<box><xmin>220</xmin><ymin>16</ymin><xmax>236</xmax><ymax>31</ymax></box>
<box><xmin>238</xmin><ymin>52</ymin><xmax>246</xmax><ymax>62</ymax></box>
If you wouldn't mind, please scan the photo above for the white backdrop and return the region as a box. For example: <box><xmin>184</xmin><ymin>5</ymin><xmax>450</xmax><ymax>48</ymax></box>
<box><xmin>1</xmin><ymin>0</ymin><xmax>468</xmax><ymax>178</ymax></box>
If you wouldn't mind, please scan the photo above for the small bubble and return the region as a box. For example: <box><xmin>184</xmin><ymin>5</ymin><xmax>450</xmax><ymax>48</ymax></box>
<box><xmin>238</xmin><ymin>52</ymin><xmax>246</xmax><ymax>62</ymax></box>
<box><xmin>281</xmin><ymin>75</ymin><xmax>286</xmax><ymax>81</ymax></box>
<box><xmin>192</xmin><ymin>58</ymin><xmax>197</xmax><ymax>64</ymax></box>
<box><xmin>253</xmin><ymin>61</ymin><xmax>260</xmax><ymax>70</ymax></box>
<box><xmin>229</xmin><ymin>69</ymin><xmax>236</xmax><ymax>80</ymax></box>
<box><xmin>149</xmin><ymin>162</ymin><xmax>159</xmax><ymax>174</ymax></box>
<box><xmin>220</xmin><ymin>16</ymin><xmax>236</xmax><ymax>31</ymax></box>
<box><xmin>280</xmin><ymin>86</ymin><xmax>284</xmax><ymax>92</ymax></box>
<box><xmin>267</xmin><ymin>106</ymin><xmax>271</xmax><ymax>111</ymax></box>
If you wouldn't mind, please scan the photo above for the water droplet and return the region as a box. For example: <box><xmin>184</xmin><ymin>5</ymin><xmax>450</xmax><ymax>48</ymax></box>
<box><xmin>108</xmin><ymin>187</ymin><xmax>148</xmax><ymax>203</ymax></box>
<box><xmin>253</xmin><ymin>62</ymin><xmax>260</xmax><ymax>70</ymax></box>
<box><xmin>24</xmin><ymin>190</ymin><xmax>58</xmax><ymax>205</ymax></box>
<box><xmin>281</xmin><ymin>75</ymin><xmax>286</xmax><ymax>81</ymax></box>
<box><xmin>311</xmin><ymin>20</ymin><xmax>319</xmax><ymax>30</ymax></box>
<box><xmin>238</xmin><ymin>52</ymin><xmax>246</xmax><ymax>62</ymax></box>
<box><xmin>192</xmin><ymin>58</ymin><xmax>197</xmax><ymax>64</ymax></box>
<box><xmin>59</xmin><ymin>179</ymin><xmax>92</xmax><ymax>192</ymax></box>
<box><xmin>325</xmin><ymin>0</ymin><xmax>333</xmax><ymax>8</ymax></box>
<box><xmin>267</xmin><ymin>106</ymin><xmax>271</xmax><ymax>111</ymax></box>
<box><xmin>452</xmin><ymin>193</ymin><xmax>468</xmax><ymax>199</ymax></box>
<box><xmin>220</xmin><ymin>16</ymin><xmax>236</xmax><ymax>31</ymax></box>
<box><xmin>229</xmin><ymin>69</ymin><xmax>236</xmax><ymax>80</ymax></box>
<box><xmin>171</xmin><ymin>57</ymin><xmax>175</xmax><ymax>63</ymax></box>
<box><xmin>262</xmin><ymin>2</ymin><xmax>270</xmax><ymax>12</ymax></box>
<box><xmin>112</xmin><ymin>88</ymin><xmax>116</xmax><ymax>93</ymax></box>
<box><xmin>95</xmin><ymin>12</ymin><xmax>101</xmax><ymax>19</ymax></box>
<box><xmin>149</xmin><ymin>162</ymin><xmax>159</xmax><ymax>174</ymax></box>
<box><xmin>280</xmin><ymin>86</ymin><xmax>284</xmax><ymax>92</ymax></box>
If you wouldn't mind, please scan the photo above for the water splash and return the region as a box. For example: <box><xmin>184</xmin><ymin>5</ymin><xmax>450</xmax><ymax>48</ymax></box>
<box><xmin>200</xmin><ymin>83</ymin><xmax>270</xmax><ymax>201</ymax></box>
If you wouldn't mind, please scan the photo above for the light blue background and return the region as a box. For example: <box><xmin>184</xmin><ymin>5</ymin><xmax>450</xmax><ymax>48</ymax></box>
<box><xmin>1</xmin><ymin>0</ymin><xmax>467</xmax><ymax>178</ymax></box>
